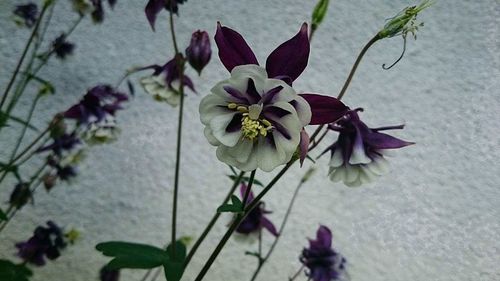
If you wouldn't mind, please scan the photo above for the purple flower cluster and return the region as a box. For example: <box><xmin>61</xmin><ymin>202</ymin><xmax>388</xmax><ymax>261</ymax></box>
<box><xmin>15</xmin><ymin>221</ymin><xmax>67</xmax><ymax>266</ymax></box>
<box><xmin>51</xmin><ymin>34</ymin><xmax>76</xmax><ymax>59</ymax></box>
<box><xmin>300</xmin><ymin>226</ymin><xmax>346</xmax><ymax>281</ymax></box>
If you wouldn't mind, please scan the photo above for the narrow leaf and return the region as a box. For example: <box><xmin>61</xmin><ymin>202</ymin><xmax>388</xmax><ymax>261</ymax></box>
<box><xmin>96</xmin><ymin>241</ymin><xmax>168</xmax><ymax>270</ymax></box>
<box><xmin>0</xmin><ymin>259</ymin><xmax>32</xmax><ymax>281</ymax></box>
<box><xmin>0</xmin><ymin>209</ymin><xmax>7</xmax><ymax>221</ymax></box>
<box><xmin>163</xmin><ymin>241</ymin><xmax>187</xmax><ymax>281</ymax></box>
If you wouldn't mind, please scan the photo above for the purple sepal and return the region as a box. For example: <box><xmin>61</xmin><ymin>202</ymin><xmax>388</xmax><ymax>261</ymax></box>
<box><xmin>145</xmin><ymin>0</ymin><xmax>165</xmax><ymax>31</ymax></box>
<box><xmin>300</xmin><ymin>93</ymin><xmax>349</xmax><ymax>125</ymax></box>
<box><xmin>236</xmin><ymin>184</ymin><xmax>278</xmax><ymax>237</ymax></box>
<box><xmin>265</xmin><ymin>23</ymin><xmax>310</xmax><ymax>82</ymax></box>
<box><xmin>214</xmin><ymin>22</ymin><xmax>259</xmax><ymax>72</ymax></box>
<box><xmin>363</xmin><ymin>130</ymin><xmax>414</xmax><ymax>149</ymax></box>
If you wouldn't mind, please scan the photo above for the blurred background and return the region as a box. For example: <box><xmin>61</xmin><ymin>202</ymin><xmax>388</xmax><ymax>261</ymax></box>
<box><xmin>0</xmin><ymin>0</ymin><xmax>499</xmax><ymax>280</ymax></box>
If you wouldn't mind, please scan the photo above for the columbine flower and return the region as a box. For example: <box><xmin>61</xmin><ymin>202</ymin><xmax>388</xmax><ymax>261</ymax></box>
<box><xmin>63</xmin><ymin>85</ymin><xmax>128</xmax><ymax>125</ymax></box>
<box><xmin>13</xmin><ymin>3</ymin><xmax>38</xmax><ymax>28</ymax></box>
<box><xmin>300</xmin><ymin>225</ymin><xmax>347</xmax><ymax>281</ymax></box>
<box><xmin>100</xmin><ymin>266</ymin><xmax>120</xmax><ymax>281</ymax></box>
<box><xmin>15</xmin><ymin>221</ymin><xmax>67</xmax><ymax>266</ymax></box>
<box><xmin>235</xmin><ymin>184</ymin><xmax>278</xmax><ymax>237</ymax></box>
<box><xmin>140</xmin><ymin>55</ymin><xmax>195</xmax><ymax>107</ymax></box>
<box><xmin>52</xmin><ymin>34</ymin><xmax>75</xmax><ymax>59</ymax></box>
<box><xmin>186</xmin><ymin>30</ymin><xmax>211</xmax><ymax>75</ymax></box>
<box><xmin>145</xmin><ymin>0</ymin><xmax>187</xmax><ymax>31</ymax></box>
<box><xmin>200</xmin><ymin>23</ymin><xmax>318</xmax><ymax>171</ymax></box>
<box><xmin>322</xmin><ymin>109</ymin><xmax>414</xmax><ymax>187</ymax></box>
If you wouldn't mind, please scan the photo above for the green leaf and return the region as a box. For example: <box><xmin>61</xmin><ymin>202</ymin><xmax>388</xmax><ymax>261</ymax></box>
<box><xmin>163</xmin><ymin>241</ymin><xmax>187</xmax><ymax>281</ymax></box>
<box><xmin>95</xmin><ymin>241</ymin><xmax>168</xmax><ymax>270</ymax></box>
<box><xmin>311</xmin><ymin>0</ymin><xmax>330</xmax><ymax>31</ymax></box>
<box><xmin>0</xmin><ymin>259</ymin><xmax>33</xmax><ymax>281</ymax></box>
<box><xmin>217</xmin><ymin>195</ymin><xmax>244</xmax><ymax>213</ymax></box>
<box><xmin>0</xmin><ymin>209</ymin><xmax>7</xmax><ymax>221</ymax></box>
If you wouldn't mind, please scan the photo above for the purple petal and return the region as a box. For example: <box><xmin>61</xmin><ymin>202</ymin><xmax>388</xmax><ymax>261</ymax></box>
<box><xmin>260</xmin><ymin>85</ymin><xmax>283</xmax><ymax>105</ymax></box>
<box><xmin>261</xmin><ymin>216</ymin><xmax>279</xmax><ymax>236</ymax></box>
<box><xmin>300</xmin><ymin>93</ymin><xmax>348</xmax><ymax>125</ymax></box>
<box><xmin>214</xmin><ymin>22</ymin><xmax>259</xmax><ymax>72</ymax></box>
<box><xmin>145</xmin><ymin>0</ymin><xmax>164</xmax><ymax>31</ymax></box>
<box><xmin>183</xmin><ymin>75</ymin><xmax>196</xmax><ymax>93</ymax></box>
<box><xmin>299</xmin><ymin>129</ymin><xmax>310</xmax><ymax>166</ymax></box>
<box><xmin>364</xmin><ymin>131</ymin><xmax>414</xmax><ymax>149</ymax></box>
<box><xmin>266</xmin><ymin>23</ymin><xmax>310</xmax><ymax>82</ymax></box>
<box><xmin>223</xmin><ymin>86</ymin><xmax>248</xmax><ymax>102</ymax></box>
<box><xmin>225</xmin><ymin>114</ymin><xmax>242</xmax><ymax>133</ymax></box>
<box><xmin>240</xmin><ymin>183</ymin><xmax>254</xmax><ymax>204</ymax></box>
<box><xmin>316</xmin><ymin>225</ymin><xmax>332</xmax><ymax>248</ymax></box>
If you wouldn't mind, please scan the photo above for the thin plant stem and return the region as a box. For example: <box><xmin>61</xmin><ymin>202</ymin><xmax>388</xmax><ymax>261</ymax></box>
<box><xmin>337</xmin><ymin>34</ymin><xmax>380</xmax><ymax>100</ymax></box>
<box><xmin>194</xmin><ymin>162</ymin><xmax>293</xmax><ymax>281</ymax></box>
<box><xmin>289</xmin><ymin>264</ymin><xmax>306</xmax><ymax>281</ymax></box>
<box><xmin>249</xmin><ymin>176</ymin><xmax>306</xmax><ymax>281</ymax></box>
<box><xmin>0</xmin><ymin>2</ymin><xmax>50</xmax><ymax>110</ymax></box>
<box><xmin>168</xmin><ymin>3</ymin><xmax>184</xmax><ymax>260</ymax></box>
<box><xmin>242</xmin><ymin>170</ymin><xmax>256</xmax><ymax>204</ymax></box>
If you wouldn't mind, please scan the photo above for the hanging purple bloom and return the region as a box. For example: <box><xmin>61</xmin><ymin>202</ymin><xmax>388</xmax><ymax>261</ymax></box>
<box><xmin>140</xmin><ymin>55</ymin><xmax>195</xmax><ymax>107</ymax></box>
<box><xmin>13</xmin><ymin>3</ymin><xmax>38</xmax><ymax>28</ymax></box>
<box><xmin>88</xmin><ymin>0</ymin><xmax>117</xmax><ymax>23</ymax></box>
<box><xmin>321</xmin><ymin>109</ymin><xmax>414</xmax><ymax>187</ymax></box>
<box><xmin>63</xmin><ymin>85</ymin><xmax>128</xmax><ymax>125</ymax></box>
<box><xmin>37</xmin><ymin>133</ymin><xmax>81</xmax><ymax>156</ymax></box>
<box><xmin>300</xmin><ymin>225</ymin><xmax>347</xmax><ymax>281</ymax></box>
<box><xmin>186</xmin><ymin>30</ymin><xmax>212</xmax><ymax>75</ymax></box>
<box><xmin>200</xmin><ymin>23</ymin><xmax>318</xmax><ymax>171</ymax></box>
<box><xmin>100</xmin><ymin>266</ymin><xmax>120</xmax><ymax>281</ymax></box>
<box><xmin>9</xmin><ymin>183</ymin><xmax>32</xmax><ymax>209</ymax></box>
<box><xmin>52</xmin><ymin>34</ymin><xmax>75</xmax><ymax>59</ymax></box>
<box><xmin>15</xmin><ymin>221</ymin><xmax>67</xmax><ymax>266</ymax></box>
<box><xmin>235</xmin><ymin>184</ymin><xmax>278</xmax><ymax>237</ymax></box>
<box><xmin>145</xmin><ymin>0</ymin><xmax>187</xmax><ymax>31</ymax></box>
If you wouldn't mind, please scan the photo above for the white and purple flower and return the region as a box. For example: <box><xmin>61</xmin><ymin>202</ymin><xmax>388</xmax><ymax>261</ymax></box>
<box><xmin>140</xmin><ymin>55</ymin><xmax>195</xmax><ymax>107</ymax></box>
<box><xmin>322</xmin><ymin>110</ymin><xmax>414</xmax><ymax>187</ymax></box>
<box><xmin>300</xmin><ymin>225</ymin><xmax>347</xmax><ymax>281</ymax></box>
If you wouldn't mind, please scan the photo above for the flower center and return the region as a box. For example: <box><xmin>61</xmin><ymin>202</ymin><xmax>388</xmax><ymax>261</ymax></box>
<box><xmin>228</xmin><ymin>103</ymin><xmax>273</xmax><ymax>140</ymax></box>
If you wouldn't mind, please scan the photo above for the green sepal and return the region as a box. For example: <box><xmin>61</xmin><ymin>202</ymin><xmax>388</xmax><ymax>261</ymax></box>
<box><xmin>311</xmin><ymin>0</ymin><xmax>330</xmax><ymax>31</ymax></box>
<box><xmin>217</xmin><ymin>195</ymin><xmax>244</xmax><ymax>213</ymax></box>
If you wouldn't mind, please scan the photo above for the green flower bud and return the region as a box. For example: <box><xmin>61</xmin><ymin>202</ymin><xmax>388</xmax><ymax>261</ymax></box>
<box><xmin>378</xmin><ymin>0</ymin><xmax>434</xmax><ymax>39</ymax></box>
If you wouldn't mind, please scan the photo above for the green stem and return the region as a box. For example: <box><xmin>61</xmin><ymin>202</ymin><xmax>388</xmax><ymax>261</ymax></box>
<box><xmin>337</xmin><ymin>34</ymin><xmax>380</xmax><ymax>100</ymax></box>
<box><xmin>194</xmin><ymin>162</ymin><xmax>293</xmax><ymax>281</ymax></box>
<box><xmin>242</xmin><ymin>170</ymin><xmax>256</xmax><ymax>204</ymax></box>
<box><xmin>168</xmin><ymin>4</ymin><xmax>184</xmax><ymax>260</ymax></box>
<box><xmin>0</xmin><ymin>2</ymin><xmax>50</xmax><ymax>110</ymax></box>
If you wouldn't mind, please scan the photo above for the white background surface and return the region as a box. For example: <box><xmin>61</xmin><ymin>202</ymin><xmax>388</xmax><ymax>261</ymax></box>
<box><xmin>0</xmin><ymin>1</ymin><xmax>499</xmax><ymax>280</ymax></box>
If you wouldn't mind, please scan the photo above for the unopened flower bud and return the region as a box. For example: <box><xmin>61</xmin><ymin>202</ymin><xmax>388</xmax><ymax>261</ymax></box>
<box><xmin>9</xmin><ymin>183</ymin><xmax>32</xmax><ymax>209</ymax></box>
<box><xmin>378</xmin><ymin>0</ymin><xmax>433</xmax><ymax>39</ymax></box>
<box><xmin>43</xmin><ymin>173</ymin><xmax>58</xmax><ymax>191</ymax></box>
<box><xmin>186</xmin><ymin>30</ymin><xmax>211</xmax><ymax>75</ymax></box>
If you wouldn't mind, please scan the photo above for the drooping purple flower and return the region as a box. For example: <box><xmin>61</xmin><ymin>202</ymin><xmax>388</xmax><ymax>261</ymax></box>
<box><xmin>89</xmin><ymin>0</ymin><xmax>117</xmax><ymax>23</ymax></box>
<box><xmin>9</xmin><ymin>183</ymin><xmax>32</xmax><ymax>209</ymax></box>
<box><xmin>13</xmin><ymin>3</ymin><xmax>38</xmax><ymax>28</ymax></box>
<box><xmin>300</xmin><ymin>225</ymin><xmax>347</xmax><ymax>281</ymax></box>
<box><xmin>140</xmin><ymin>55</ymin><xmax>195</xmax><ymax>107</ymax></box>
<box><xmin>37</xmin><ymin>133</ymin><xmax>81</xmax><ymax>156</ymax></box>
<box><xmin>145</xmin><ymin>0</ymin><xmax>187</xmax><ymax>31</ymax></box>
<box><xmin>52</xmin><ymin>34</ymin><xmax>75</xmax><ymax>59</ymax></box>
<box><xmin>15</xmin><ymin>221</ymin><xmax>67</xmax><ymax>266</ymax></box>
<box><xmin>235</xmin><ymin>184</ymin><xmax>278</xmax><ymax>237</ymax></box>
<box><xmin>186</xmin><ymin>30</ymin><xmax>212</xmax><ymax>75</ymax></box>
<box><xmin>63</xmin><ymin>85</ymin><xmax>128</xmax><ymax>125</ymax></box>
<box><xmin>321</xmin><ymin>109</ymin><xmax>414</xmax><ymax>187</ymax></box>
<box><xmin>100</xmin><ymin>266</ymin><xmax>120</xmax><ymax>281</ymax></box>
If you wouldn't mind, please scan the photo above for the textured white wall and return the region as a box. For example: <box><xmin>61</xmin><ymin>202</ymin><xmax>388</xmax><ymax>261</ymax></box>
<box><xmin>0</xmin><ymin>0</ymin><xmax>499</xmax><ymax>281</ymax></box>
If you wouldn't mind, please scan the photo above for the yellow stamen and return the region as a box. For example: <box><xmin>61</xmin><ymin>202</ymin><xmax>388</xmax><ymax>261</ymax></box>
<box><xmin>227</xmin><ymin>103</ymin><xmax>237</xmax><ymax>109</ymax></box>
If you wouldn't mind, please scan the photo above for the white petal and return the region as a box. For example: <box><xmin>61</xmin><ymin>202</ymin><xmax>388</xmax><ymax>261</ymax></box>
<box><xmin>209</xmin><ymin>113</ymin><xmax>242</xmax><ymax>147</ymax></box>
<box><xmin>291</xmin><ymin>95</ymin><xmax>312</xmax><ymax>127</ymax></box>
<box><xmin>344</xmin><ymin>164</ymin><xmax>360</xmax><ymax>183</ymax></box>
<box><xmin>329</xmin><ymin>167</ymin><xmax>346</xmax><ymax>182</ymax></box>
<box><xmin>329</xmin><ymin>148</ymin><xmax>344</xmax><ymax>168</ymax></box>
<box><xmin>365</xmin><ymin>156</ymin><xmax>390</xmax><ymax>176</ymax></box>
<box><xmin>204</xmin><ymin>127</ymin><xmax>220</xmax><ymax>146</ymax></box>
<box><xmin>256</xmin><ymin>138</ymin><xmax>286</xmax><ymax>172</ymax></box>
<box><xmin>349</xmin><ymin>145</ymin><xmax>372</xmax><ymax>165</ymax></box>
<box><xmin>199</xmin><ymin>94</ymin><xmax>230</xmax><ymax>125</ymax></box>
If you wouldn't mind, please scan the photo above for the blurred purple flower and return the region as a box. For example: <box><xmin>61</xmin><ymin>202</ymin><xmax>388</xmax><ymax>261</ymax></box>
<box><xmin>52</xmin><ymin>34</ymin><xmax>75</xmax><ymax>59</ymax></box>
<box><xmin>100</xmin><ymin>266</ymin><xmax>120</xmax><ymax>281</ymax></box>
<box><xmin>63</xmin><ymin>85</ymin><xmax>128</xmax><ymax>124</ymax></box>
<box><xmin>186</xmin><ymin>30</ymin><xmax>211</xmax><ymax>75</ymax></box>
<box><xmin>300</xmin><ymin>225</ymin><xmax>346</xmax><ymax>281</ymax></box>
<box><xmin>235</xmin><ymin>184</ymin><xmax>278</xmax><ymax>237</ymax></box>
<box><xmin>140</xmin><ymin>55</ymin><xmax>195</xmax><ymax>107</ymax></box>
<box><xmin>15</xmin><ymin>221</ymin><xmax>67</xmax><ymax>266</ymax></box>
<box><xmin>13</xmin><ymin>3</ymin><xmax>38</xmax><ymax>27</ymax></box>
<box><xmin>37</xmin><ymin>133</ymin><xmax>81</xmax><ymax>156</ymax></box>
<box><xmin>321</xmin><ymin>109</ymin><xmax>414</xmax><ymax>187</ymax></box>
<box><xmin>90</xmin><ymin>0</ymin><xmax>117</xmax><ymax>23</ymax></box>
<box><xmin>145</xmin><ymin>0</ymin><xmax>187</xmax><ymax>31</ymax></box>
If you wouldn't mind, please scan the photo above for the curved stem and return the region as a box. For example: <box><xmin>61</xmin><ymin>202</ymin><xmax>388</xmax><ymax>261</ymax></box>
<box><xmin>0</xmin><ymin>2</ymin><xmax>50</xmax><ymax>110</ymax></box>
<box><xmin>337</xmin><ymin>34</ymin><xmax>380</xmax><ymax>100</ymax></box>
<box><xmin>194</xmin><ymin>162</ymin><xmax>294</xmax><ymax>281</ymax></box>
